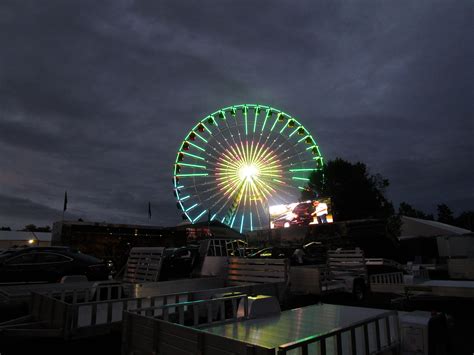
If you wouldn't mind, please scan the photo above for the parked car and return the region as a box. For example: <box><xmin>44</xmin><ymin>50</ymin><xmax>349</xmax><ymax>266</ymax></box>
<box><xmin>247</xmin><ymin>246</ymin><xmax>302</xmax><ymax>265</ymax></box>
<box><xmin>0</xmin><ymin>246</ymin><xmax>113</xmax><ymax>283</ymax></box>
<box><xmin>271</xmin><ymin>201</ymin><xmax>314</xmax><ymax>228</ymax></box>
<box><xmin>160</xmin><ymin>246</ymin><xmax>199</xmax><ymax>280</ymax></box>
<box><xmin>247</xmin><ymin>242</ymin><xmax>327</xmax><ymax>266</ymax></box>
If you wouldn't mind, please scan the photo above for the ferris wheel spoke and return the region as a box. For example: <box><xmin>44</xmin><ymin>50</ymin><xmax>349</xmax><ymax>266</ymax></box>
<box><xmin>224</xmin><ymin>181</ymin><xmax>245</xmax><ymax>227</ymax></box>
<box><xmin>221</xmin><ymin>112</ymin><xmax>245</xmax><ymax>157</ymax></box>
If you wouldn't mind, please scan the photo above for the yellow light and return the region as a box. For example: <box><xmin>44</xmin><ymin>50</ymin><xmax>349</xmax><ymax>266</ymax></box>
<box><xmin>216</xmin><ymin>141</ymin><xmax>282</xmax><ymax>204</ymax></box>
<box><xmin>28</xmin><ymin>239</ymin><xmax>35</xmax><ymax>244</ymax></box>
<box><xmin>238</xmin><ymin>164</ymin><xmax>259</xmax><ymax>181</ymax></box>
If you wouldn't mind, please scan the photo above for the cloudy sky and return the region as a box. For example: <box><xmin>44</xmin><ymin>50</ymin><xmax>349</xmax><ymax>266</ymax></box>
<box><xmin>0</xmin><ymin>0</ymin><xmax>472</xmax><ymax>230</ymax></box>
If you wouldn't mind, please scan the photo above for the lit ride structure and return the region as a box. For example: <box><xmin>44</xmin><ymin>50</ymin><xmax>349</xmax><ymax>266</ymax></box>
<box><xmin>173</xmin><ymin>104</ymin><xmax>323</xmax><ymax>232</ymax></box>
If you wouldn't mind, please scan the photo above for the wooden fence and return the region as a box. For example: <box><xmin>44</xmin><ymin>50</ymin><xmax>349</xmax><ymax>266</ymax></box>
<box><xmin>123</xmin><ymin>247</ymin><xmax>165</xmax><ymax>283</ymax></box>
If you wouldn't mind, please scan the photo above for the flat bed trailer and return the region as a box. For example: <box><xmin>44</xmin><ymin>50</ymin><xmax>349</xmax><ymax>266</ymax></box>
<box><xmin>123</xmin><ymin>300</ymin><xmax>399</xmax><ymax>355</ymax></box>
<box><xmin>370</xmin><ymin>272</ymin><xmax>474</xmax><ymax>299</ymax></box>
<box><xmin>290</xmin><ymin>249</ymin><xmax>368</xmax><ymax>300</ymax></box>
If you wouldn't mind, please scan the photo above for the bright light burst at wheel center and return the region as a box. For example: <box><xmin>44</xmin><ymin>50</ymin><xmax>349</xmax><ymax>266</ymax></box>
<box><xmin>239</xmin><ymin>164</ymin><xmax>259</xmax><ymax>181</ymax></box>
<box><xmin>216</xmin><ymin>141</ymin><xmax>283</xmax><ymax>203</ymax></box>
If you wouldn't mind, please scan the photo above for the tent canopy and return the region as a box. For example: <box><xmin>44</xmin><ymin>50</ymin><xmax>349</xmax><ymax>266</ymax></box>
<box><xmin>400</xmin><ymin>216</ymin><xmax>471</xmax><ymax>240</ymax></box>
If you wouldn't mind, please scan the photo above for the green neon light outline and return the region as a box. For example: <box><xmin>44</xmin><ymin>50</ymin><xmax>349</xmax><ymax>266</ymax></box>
<box><xmin>211</xmin><ymin>213</ymin><xmax>217</xmax><ymax>221</ymax></box>
<box><xmin>178</xmin><ymin>163</ymin><xmax>207</xmax><ymax>169</ymax></box>
<box><xmin>193</xmin><ymin>131</ymin><xmax>208</xmax><ymax>143</ymax></box>
<box><xmin>180</xmin><ymin>195</ymin><xmax>190</xmax><ymax>201</ymax></box>
<box><xmin>243</xmin><ymin>106</ymin><xmax>248</xmax><ymax>135</ymax></box>
<box><xmin>298</xmin><ymin>135</ymin><xmax>310</xmax><ymax>143</ymax></box>
<box><xmin>289</xmin><ymin>168</ymin><xmax>317</xmax><ymax>172</ymax></box>
<box><xmin>180</xmin><ymin>152</ymin><xmax>205</xmax><ymax>161</ymax></box>
<box><xmin>289</xmin><ymin>126</ymin><xmax>301</xmax><ymax>137</ymax></box>
<box><xmin>253</xmin><ymin>107</ymin><xmax>259</xmax><ymax>133</ymax></box>
<box><xmin>240</xmin><ymin>214</ymin><xmax>245</xmax><ymax>234</ymax></box>
<box><xmin>279</xmin><ymin>123</ymin><xmax>288</xmax><ymax>134</ymax></box>
<box><xmin>185</xmin><ymin>203</ymin><xmax>198</xmax><ymax>212</ymax></box>
<box><xmin>292</xmin><ymin>177</ymin><xmax>310</xmax><ymax>181</ymax></box>
<box><xmin>187</xmin><ymin>141</ymin><xmax>205</xmax><ymax>152</ymax></box>
<box><xmin>270</xmin><ymin>116</ymin><xmax>279</xmax><ymax>132</ymax></box>
<box><xmin>261</xmin><ymin>109</ymin><xmax>271</xmax><ymax>132</ymax></box>
<box><xmin>175</xmin><ymin>173</ymin><xmax>209</xmax><ymax>177</ymax></box>
<box><xmin>250</xmin><ymin>212</ymin><xmax>253</xmax><ymax>232</ymax></box>
<box><xmin>201</xmin><ymin>122</ymin><xmax>212</xmax><ymax>135</ymax></box>
<box><xmin>193</xmin><ymin>209</ymin><xmax>207</xmax><ymax>223</ymax></box>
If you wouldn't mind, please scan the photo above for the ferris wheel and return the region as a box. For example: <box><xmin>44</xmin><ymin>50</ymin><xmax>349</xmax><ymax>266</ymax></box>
<box><xmin>173</xmin><ymin>104</ymin><xmax>324</xmax><ymax>232</ymax></box>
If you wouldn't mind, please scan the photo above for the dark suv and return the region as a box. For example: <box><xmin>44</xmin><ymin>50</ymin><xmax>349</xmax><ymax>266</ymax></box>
<box><xmin>160</xmin><ymin>246</ymin><xmax>199</xmax><ymax>280</ymax></box>
<box><xmin>0</xmin><ymin>247</ymin><xmax>113</xmax><ymax>283</ymax></box>
<box><xmin>247</xmin><ymin>242</ymin><xmax>327</xmax><ymax>265</ymax></box>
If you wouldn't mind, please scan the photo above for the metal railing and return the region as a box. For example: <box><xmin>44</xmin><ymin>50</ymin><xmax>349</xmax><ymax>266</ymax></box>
<box><xmin>370</xmin><ymin>272</ymin><xmax>404</xmax><ymax>285</ymax></box>
<box><xmin>277</xmin><ymin>311</ymin><xmax>399</xmax><ymax>355</ymax></box>
<box><xmin>129</xmin><ymin>293</ymin><xmax>249</xmax><ymax>327</ymax></box>
<box><xmin>69</xmin><ymin>290</ymin><xmax>190</xmax><ymax>329</ymax></box>
<box><xmin>48</xmin><ymin>283</ymin><xmax>127</xmax><ymax>303</ymax></box>
<box><xmin>365</xmin><ymin>258</ymin><xmax>403</xmax><ymax>270</ymax></box>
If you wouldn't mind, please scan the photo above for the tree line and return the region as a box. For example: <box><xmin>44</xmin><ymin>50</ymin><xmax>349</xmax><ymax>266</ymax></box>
<box><xmin>301</xmin><ymin>158</ymin><xmax>473</xmax><ymax>232</ymax></box>
<box><xmin>0</xmin><ymin>224</ymin><xmax>51</xmax><ymax>232</ymax></box>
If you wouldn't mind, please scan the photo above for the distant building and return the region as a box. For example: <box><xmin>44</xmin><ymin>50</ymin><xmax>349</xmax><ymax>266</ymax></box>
<box><xmin>399</xmin><ymin>216</ymin><xmax>471</xmax><ymax>239</ymax></box>
<box><xmin>0</xmin><ymin>230</ymin><xmax>51</xmax><ymax>249</ymax></box>
<box><xmin>51</xmin><ymin>219</ymin><xmax>245</xmax><ymax>269</ymax></box>
<box><xmin>52</xmin><ymin>220</ymin><xmax>185</xmax><ymax>269</ymax></box>
<box><xmin>398</xmin><ymin>216</ymin><xmax>473</xmax><ymax>264</ymax></box>
<box><xmin>177</xmin><ymin>220</ymin><xmax>245</xmax><ymax>242</ymax></box>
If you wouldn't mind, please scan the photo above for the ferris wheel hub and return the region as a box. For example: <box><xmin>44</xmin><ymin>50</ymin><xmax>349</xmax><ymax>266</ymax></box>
<box><xmin>239</xmin><ymin>164</ymin><xmax>259</xmax><ymax>181</ymax></box>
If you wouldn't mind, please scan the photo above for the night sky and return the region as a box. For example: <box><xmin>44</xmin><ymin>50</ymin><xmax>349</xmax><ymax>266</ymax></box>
<box><xmin>0</xmin><ymin>1</ymin><xmax>472</xmax><ymax>230</ymax></box>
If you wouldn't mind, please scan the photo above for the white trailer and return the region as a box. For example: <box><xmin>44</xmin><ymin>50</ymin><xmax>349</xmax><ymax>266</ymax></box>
<box><xmin>122</xmin><ymin>299</ymin><xmax>400</xmax><ymax>355</ymax></box>
<box><xmin>0</xmin><ymin>257</ymin><xmax>288</xmax><ymax>339</ymax></box>
<box><xmin>290</xmin><ymin>248</ymin><xmax>368</xmax><ymax>300</ymax></box>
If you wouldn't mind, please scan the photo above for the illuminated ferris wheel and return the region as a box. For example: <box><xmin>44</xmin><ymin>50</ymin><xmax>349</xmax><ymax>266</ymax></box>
<box><xmin>173</xmin><ymin>104</ymin><xmax>324</xmax><ymax>232</ymax></box>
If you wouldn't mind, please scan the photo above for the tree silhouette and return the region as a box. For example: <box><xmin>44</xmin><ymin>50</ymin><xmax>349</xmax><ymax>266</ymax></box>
<box><xmin>437</xmin><ymin>204</ymin><xmax>454</xmax><ymax>225</ymax></box>
<box><xmin>23</xmin><ymin>224</ymin><xmax>37</xmax><ymax>231</ymax></box>
<box><xmin>21</xmin><ymin>224</ymin><xmax>51</xmax><ymax>232</ymax></box>
<box><xmin>302</xmin><ymin>158</ymin><xmax>394</xmax><ymax>221</ymax></box>
<box><xmin>399</xmin><ymin>202</ymin><xmax>434</xmax><ymax>220</ymax></box>
<box><xmin>454</xmin><ymin>211</ymin><xmax>474</xmax><ymax>231</ymax></box>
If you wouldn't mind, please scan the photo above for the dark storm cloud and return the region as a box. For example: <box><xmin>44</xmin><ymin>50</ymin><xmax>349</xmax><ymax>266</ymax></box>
<box><xmin>0</xmin><ymin>194</ymin><xmax>75</xmax><ymax>228</ymax></box>
<box><xmin>0</xmin><ymin>0</ymin><xmax>472</xmax><ymax>229</ymax></box>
